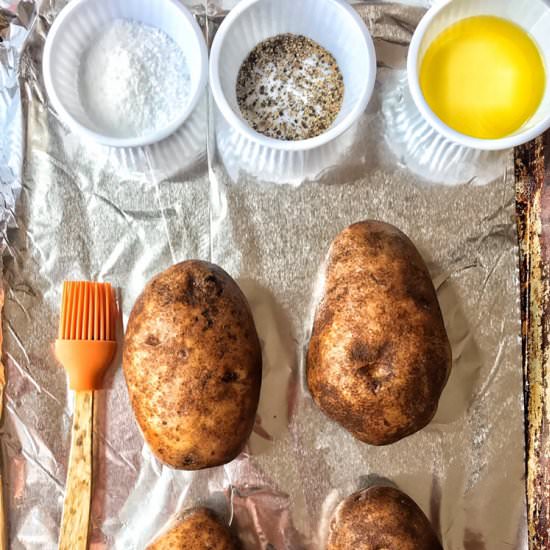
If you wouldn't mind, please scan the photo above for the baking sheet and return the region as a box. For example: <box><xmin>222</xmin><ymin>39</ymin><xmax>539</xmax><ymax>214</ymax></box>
<box><xmin>516</xmin><ymin>136</ymin><xmax>550</xmax><ymax>550</ymax></box>
<box><xmin>0</xmin><ymin>0</ymin><xmax>527</xmax><ymax>548</ymax></box>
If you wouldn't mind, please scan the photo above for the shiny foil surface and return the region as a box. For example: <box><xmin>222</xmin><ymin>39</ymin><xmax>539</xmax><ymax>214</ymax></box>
<box><xmin>0</xmin><ymin>0</ymin><xmax>527</xmax><ymax>548</ymax></box>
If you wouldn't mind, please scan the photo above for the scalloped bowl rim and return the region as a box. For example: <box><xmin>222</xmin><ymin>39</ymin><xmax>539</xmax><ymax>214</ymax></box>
<box><xmin>209</xmin><ymin>0</ymin><xmax>377</xmax><ymax>152</ymax></box>
<box><xmin>42</xmin><ymin>0</ymin><xmax>209</xmax><ymax>148</ymax></box>
<box><xmin>407</xmin><ymin>0</ymin><xmax>550</xmax><ymax>151</ymax></box>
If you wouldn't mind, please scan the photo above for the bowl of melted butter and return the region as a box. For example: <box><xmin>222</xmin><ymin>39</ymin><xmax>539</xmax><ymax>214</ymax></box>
<box><xmin>408</xmin><ymin>0</ymin><xmax>550</xmax><ymax>150</ymax></box>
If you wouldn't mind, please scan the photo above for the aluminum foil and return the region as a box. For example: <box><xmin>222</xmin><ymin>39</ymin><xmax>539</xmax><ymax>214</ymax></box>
<box><xmin>0</xmin><ymin>0</ymin><xmax>527</xmax><ymax>548</ymax></box>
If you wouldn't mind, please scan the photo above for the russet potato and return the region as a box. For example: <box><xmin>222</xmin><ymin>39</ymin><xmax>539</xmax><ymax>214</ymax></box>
<box><xmin>307</xmin><ymin>221</ymin><xmax>451</xmax><ymax>445</ymax></box>
<box><xmin>123</xmin><ymin>260</ymin><xmax>262</xmax><ymax>469</ymax></box>
<box><xmin>327</xmin><ymin>486</ymin><xmax>442</xmax><ymax>550</ymax></box>
<box><xmin>147</xmin><ymin>508</ymin><xmax>240</xmax><ymax>550</ymax></box>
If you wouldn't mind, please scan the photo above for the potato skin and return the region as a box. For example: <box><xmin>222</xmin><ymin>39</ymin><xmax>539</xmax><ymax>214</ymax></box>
<box><xmin>147</xmin><ymin>508</ymin><xmax>241</xmax><ymax>550</ymax></box>
<box><xmin>327</xmin><ymin>486</ymin><xmax>442</xmax><ymax>550</ymax></box>
<box><xmin>307</xmin><ymin>221</ymin><xmax>451</xmax><ymax>445</ymax></box>
<box><xmin>123</xmin><ymin>260</ymin><xmax>262</xmax><ymax>470</ymax></box>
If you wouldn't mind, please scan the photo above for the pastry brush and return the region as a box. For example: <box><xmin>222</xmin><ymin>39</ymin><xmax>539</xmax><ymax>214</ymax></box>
<box><xmin>55</xmin><ymin>281</ymin><xmax>117</xmax><ymax>550</ymax></box>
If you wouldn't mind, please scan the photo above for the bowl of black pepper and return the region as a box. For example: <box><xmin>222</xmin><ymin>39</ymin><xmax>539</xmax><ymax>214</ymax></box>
<box><xmin>209</xmin><ymin>0</ymin><xmax>376</xmax><ymax>152</ymax></box>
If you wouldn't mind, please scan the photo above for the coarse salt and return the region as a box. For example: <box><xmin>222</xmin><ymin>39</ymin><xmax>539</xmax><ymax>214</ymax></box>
<box><xmin>79</xmin><ymin>19</ymin><xmax>190</xmax><ymax>139</ymax></box>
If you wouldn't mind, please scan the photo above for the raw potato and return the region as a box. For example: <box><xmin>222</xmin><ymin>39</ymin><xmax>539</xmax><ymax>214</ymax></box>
<box><xmin>307</xmin><ymin>221</ymin><xmax>451</xmax><ymax>445</ymax></box>
<box><xmin>123</xmin><ymin>260</ymin><xmax>262</xmax><ymax>469</ymax></box>
<box><xmin>327</xmin><ymin>486</ymin><xmax>442</xmax><ymax>549</ymax></box>
<box><xmin>147</xmin><ymin>508</ymin><xmax>240</xmax><ymax>550</ymax></box>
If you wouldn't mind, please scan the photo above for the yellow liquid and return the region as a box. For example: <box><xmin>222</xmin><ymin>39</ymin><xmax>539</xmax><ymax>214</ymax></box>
<box><xmin>420</xmin><ymin>16</ymin><xmax>546</xmax><ymax>139</ymax></box>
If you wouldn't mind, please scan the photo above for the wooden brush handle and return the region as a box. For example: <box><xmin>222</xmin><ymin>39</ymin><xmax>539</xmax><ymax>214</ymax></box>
<box><xmin>59</xmin><ymin>391</ymin><xmax>93</xmax><ymax>550</ymax></box>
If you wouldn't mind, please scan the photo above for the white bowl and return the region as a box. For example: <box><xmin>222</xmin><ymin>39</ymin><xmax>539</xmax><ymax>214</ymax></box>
<box><xmin>408</xmin><ymin>0</ymin><xmax>550</xmax><ymax>151</ymax></box>
<box><xmin>209</xmin><ymin>0</ymin><xmax>376</xmax><ymax>152</ymax></box>
<box><xmin>43</xmin><ymin>0</ymin><xmax>208</xmax><ymax>148</ymax></box>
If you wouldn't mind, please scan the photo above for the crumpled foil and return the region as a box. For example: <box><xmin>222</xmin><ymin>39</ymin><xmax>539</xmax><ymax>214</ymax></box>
<box><xmin>0</xmin><ymin>0</ymin><xmax>527</xmax><ymax>548</ymax></box>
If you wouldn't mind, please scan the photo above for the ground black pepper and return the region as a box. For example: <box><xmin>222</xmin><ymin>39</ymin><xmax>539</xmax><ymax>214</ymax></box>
<box><xmin>236</xmin><ymin>33</ymin><xmax>344</xmax><ymax>141</ymax></box>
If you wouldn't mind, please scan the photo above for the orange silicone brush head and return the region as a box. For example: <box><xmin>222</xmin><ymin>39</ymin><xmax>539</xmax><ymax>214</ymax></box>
<box><xmin>55</xmin><ymin>281</ymin><xmax>118</xmax><ymax>391</ymax></box>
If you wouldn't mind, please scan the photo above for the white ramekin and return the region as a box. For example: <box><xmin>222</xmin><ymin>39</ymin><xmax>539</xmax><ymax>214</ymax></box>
<box><xmin>209</xmin><ymin>0</ymin><xmax>376</xmax><ymax>153</ymax></box>
<box><xmin>408</xmin><ymin>0</ymin><xmax>550</xmax><ymax>151</ymax></box>
<box><xmin>43</xmin><ymin>0</ymin><xmax>208</xmax><ymax>148</ymax></box>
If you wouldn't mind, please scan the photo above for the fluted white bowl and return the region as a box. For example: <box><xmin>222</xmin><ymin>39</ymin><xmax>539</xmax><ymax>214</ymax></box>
<box><xmin>209</xmin><ymin>0</ymin><xmax>376</xmax><ymax>153</ymax></box>
<box><xmin>408</xmin><ymin>0</ymin><xmax>550</xmax><ymax>151</ymax></box>
<box><xmin>43</xmin><ymin>0</ymin><xmax>208</xmax><ymax>147</ymax></box>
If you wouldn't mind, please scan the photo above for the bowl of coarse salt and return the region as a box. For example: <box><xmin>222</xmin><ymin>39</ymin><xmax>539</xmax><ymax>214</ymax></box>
<box><xmin>210</xmin><ymin>0</ymin><xmax>376</xmax><ymax>153</ymax></box>
<box><xmin>43</xmin><ymin>0</ymin><xmax>208</xmax><ymax>148</ymax></box>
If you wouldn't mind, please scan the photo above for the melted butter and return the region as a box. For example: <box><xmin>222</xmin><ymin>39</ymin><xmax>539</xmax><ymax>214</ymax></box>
<box><xmin>420</xmin><ymin>16</ymin><xmax>546</xmax><ymax>139</ymax></box>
